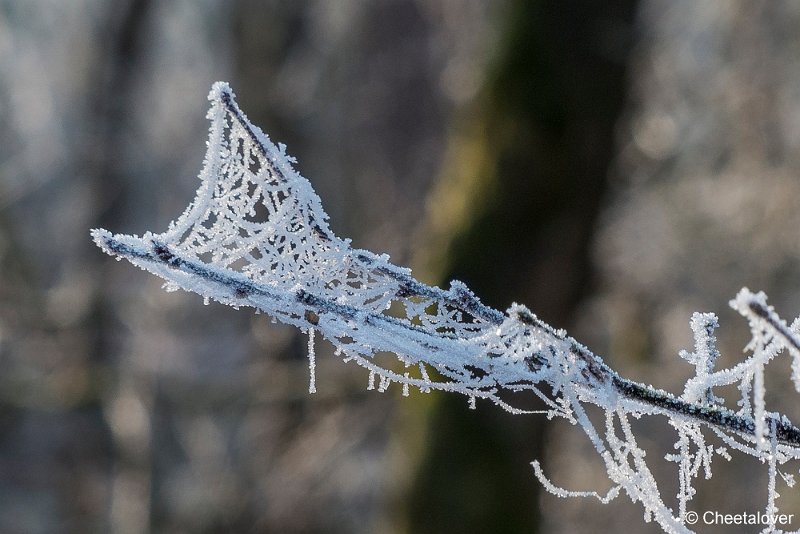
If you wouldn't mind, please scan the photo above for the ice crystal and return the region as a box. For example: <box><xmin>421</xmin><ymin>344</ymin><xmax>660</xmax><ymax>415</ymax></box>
<box><xmin>93</xmin><ymin>83</ymin><xmax>800</xmax><ymax>533</ymax></box>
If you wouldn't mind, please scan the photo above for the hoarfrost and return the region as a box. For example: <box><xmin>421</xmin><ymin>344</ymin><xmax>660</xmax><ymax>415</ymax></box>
<box><xmin>92</xmin><ymin>83</ymin><xmax>800</xmax><ymax>534</ymax></box>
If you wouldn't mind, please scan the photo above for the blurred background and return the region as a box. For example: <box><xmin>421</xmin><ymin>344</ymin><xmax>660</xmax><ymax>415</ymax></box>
<box><xmin>2</xmin><ymin>1</ymin><xmax>800</xmax><ymax>532</ymax></box>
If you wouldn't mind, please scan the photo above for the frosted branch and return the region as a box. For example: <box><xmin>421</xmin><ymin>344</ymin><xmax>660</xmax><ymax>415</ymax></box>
<box><xmin>92</xmin><ymin>83</ymin><xmax>800</xmax><ymax>533</ymax></box>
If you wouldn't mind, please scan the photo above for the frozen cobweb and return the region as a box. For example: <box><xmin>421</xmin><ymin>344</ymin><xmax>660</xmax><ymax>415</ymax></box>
<box><xmin>93</xmin><ymin>83</ymin><xmax>800</xmax><ymax>533</ymax></box>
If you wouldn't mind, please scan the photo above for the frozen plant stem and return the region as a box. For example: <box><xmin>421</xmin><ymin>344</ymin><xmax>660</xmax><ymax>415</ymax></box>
<box><xmin>97</xmin><ymin>232</ymin><xmax>800</xmax><ymax>447</ymax></box>
<box><xmin>93</xmin><ymin>83</ymin><xmax>800</xmax><ymax>533</ymax></box>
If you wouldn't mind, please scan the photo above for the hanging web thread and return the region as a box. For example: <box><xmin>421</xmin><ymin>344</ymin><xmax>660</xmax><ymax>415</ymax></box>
<box><xmin>307</xmin><ymin>327</ymin><xmax>316</xmax><ymax>394</ymax></box>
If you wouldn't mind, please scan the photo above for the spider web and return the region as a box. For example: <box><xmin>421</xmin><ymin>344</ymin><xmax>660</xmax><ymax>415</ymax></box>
<box><xmin>91</xmin><ymin>82</ymin><xmax>560</xmax><ymax>407</ymax></box>
<box><xmin>92</xmin><ymin>84</ymin><xmax>800</xmax><ymax>533</ymax></box>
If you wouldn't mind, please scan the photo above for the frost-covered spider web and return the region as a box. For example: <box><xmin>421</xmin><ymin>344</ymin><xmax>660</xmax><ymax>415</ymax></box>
<box><xmin>93</xmin><ymin>83</ymin><xmax>800</xmax><ymax>534</ymax></box>
<box><xmin>91</xmin><ymin>82</ymin><xmax>573</xmax><ymax>409</ymax></box>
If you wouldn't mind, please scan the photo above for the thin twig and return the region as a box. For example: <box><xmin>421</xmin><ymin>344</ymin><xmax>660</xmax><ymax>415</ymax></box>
<box><xmin>96</xmin><ymin>230</ymin><xmax>800</xmax><ymax>448</ymax></box>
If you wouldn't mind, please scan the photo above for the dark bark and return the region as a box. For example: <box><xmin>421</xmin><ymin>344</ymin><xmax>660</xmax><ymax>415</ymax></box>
<box><xmin>407</xmin><ymin>2</ymin><xmax>638</xmax><ymax>532</ymax></box>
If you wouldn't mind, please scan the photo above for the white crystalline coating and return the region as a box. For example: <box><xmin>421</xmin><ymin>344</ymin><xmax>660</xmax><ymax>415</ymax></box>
<box><xmin>92</xmin><ymin>83</ymin><xmax>800</xmax><ymax>534</ymax></box>
<box><xmin>680</xmin><ymin>312</ymin><xmax>720</xmax><ymax>405</ymax></box>
<box><xmin>90</xmin><ymin>82</ymin><xmax>569</xmax><ymax>408</ymax></box>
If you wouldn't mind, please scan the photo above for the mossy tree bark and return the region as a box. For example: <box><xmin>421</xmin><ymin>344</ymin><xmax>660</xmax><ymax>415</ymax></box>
<box><xmin>407</xmin><ymin>2</ymin><xmax>638</xmax><ymax>532</ymax></box>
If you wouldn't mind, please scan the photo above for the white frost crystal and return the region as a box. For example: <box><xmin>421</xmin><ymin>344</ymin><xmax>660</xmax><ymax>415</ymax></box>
<box><xmin>93</xmin><ymin>84</ymin><xmax>800</xmax><ymax>534</ymax></box>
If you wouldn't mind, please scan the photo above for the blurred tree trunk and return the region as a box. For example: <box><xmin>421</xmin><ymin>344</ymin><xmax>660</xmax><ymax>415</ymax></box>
<box><xmin>406</xmin><ymin>1</ymin><xmax>637</xmax><ymax>532</ymax></box>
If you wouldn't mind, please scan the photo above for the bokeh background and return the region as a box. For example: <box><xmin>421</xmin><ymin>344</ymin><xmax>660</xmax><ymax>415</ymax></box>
<box><xmin>2</xmin><ymin>1</ymin><xmax>800</xmax><ymax>533</ymax></box>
